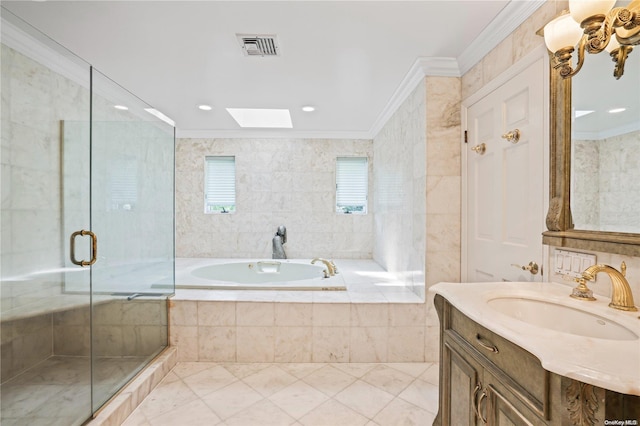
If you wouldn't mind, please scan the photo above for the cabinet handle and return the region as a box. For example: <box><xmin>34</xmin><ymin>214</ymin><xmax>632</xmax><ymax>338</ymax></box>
<box><xmin>472</xmin><ymin>382</ymin><xmax>482</xmax><ymax>420</ymax></box>
<box><xmin>477</xmin><ymin>390</ymin><xmax>488</xmax><ymax>424</ymax></box>
<box><xmin>476</xmin><ymin>334</ymin><xmax>499</xmax><ymax>353</ymax></box>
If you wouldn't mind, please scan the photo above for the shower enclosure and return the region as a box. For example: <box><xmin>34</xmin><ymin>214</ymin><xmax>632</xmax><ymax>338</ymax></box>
<box><xmin>1</xmin><ymin>8</ymin><xmax>175</xmax><ymax>425</ymax></box>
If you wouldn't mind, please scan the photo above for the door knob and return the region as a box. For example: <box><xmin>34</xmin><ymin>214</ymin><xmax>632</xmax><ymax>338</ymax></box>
<box><xmin>501</xmin><ymin>129</ymin><xmax>520</xmax><ymax>144</ymax></box>
<box><xmin>511</xmin><ymin>261</ymin><xmax>539</xmax><ymax>275</ymax></box>
<box><xmin>471</xmin><ymin>143</ymin><xmax>486</xmax><ymax>155</ymax></box>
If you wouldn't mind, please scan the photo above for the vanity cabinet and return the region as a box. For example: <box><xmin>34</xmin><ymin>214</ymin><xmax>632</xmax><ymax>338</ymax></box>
<box><xmin>434</xmin><ymin>294</ymin><xmax>640</xmax><ymax>426</ymax></box>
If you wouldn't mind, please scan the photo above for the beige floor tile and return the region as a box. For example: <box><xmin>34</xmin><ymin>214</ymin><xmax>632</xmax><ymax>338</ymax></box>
<box><xmin>278</xmin><ymin>362</ymin><xmax>326</xmax><ymax>379</ymax></box>
<box><xmin>301</xmin><ymin>364</ymin><xmax>358</xmax><ymax>396</ymax></box>
<box><xmin>171</xmin><ymin>362</ymin><xmax>219</xmax><ymax>379</ymax></box>
<box><xmin>360</xmin><ymin>364</ymin><xmax>415</xmax><ymax>396</ymax></box>
<box><xmin>330</xmin><ymin>363</ymin><xmax>377</xmax><ymax>378</ymax></box>
<box><xmin>123</xmin><ymin>361</ymin><xmax>439</xmax><ymax>426</ymax></box>
<box><xmin>146</xmin><ymin>398</ymin><xmax>222</xmax><ymax>426</ymax></box>
<box><xmin>298</xmin><ymin>399</ymin><xmax>369</xmax><ymax>426</ymax></box>
<box><xmin>419</xmin><ymin>362</ymin><xmax>440</xmax><ymax>385</ymax></box>
<box><xmin>182</xmin><ymin>365</ymin><xmax>238</xmax><ymax>397</ymax></box>
<box><xmin>397</xmin><ymin>378</ymin><xmax>439</xmax><ymax>413</ymax></box>
<box><xmin>224</xmin><ymin>399</ymin><xmax>296</xmax><ymax>426</ymax></box>
<box><xmin>137</xmin><ymin>375</ymin><xmax>199</xmax><ymax>420</ymax></box>
<box><xmin>373</xmin><ymin>398</ymin><xmax>436</xmax><ymax>426</ymax></box>
<box><xmin>334</xmin><ymin>380</ymin><xmax>395</xmax><ymax>419</ymax></box>
<box><xmin>385</xmin><ymin>362</ymin><xmax>433</xmax><ymax>378</ymax></box>
<box><xmin>268</xmin><ymin>381</ymin><xmax>330</xmax><ymax>419</ymax></box>
<box><xmin>201</xmin><ymin>381</ymin><xmax>264</xmax><ymax>420</ymax></box>
<box><xmin>220</xmin><ymin>362</ymin><xmax>271</xmax><ymax>379</ymax></box>
<box><xmin>242</xmin><ymin>365</ymin><xmax>298</xmax><ymax>397</ymax></box>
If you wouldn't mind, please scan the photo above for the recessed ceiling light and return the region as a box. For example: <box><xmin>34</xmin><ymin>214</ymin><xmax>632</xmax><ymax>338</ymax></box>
<box><xmin>608</xmin><ymin>107</ymin><xmax>626</xmax><ymax>114</ymax></box>
<box><xmin>302</xmin><ymin>106</ymin><xmax>315</xmax><ymax>112</ymax></box>
<box><xmin>114</xmin><ymin>105</ymin><xmax>128</xmax><ymax>111</ymax></box>
<box><xmin>226</xmin><ymin>108</ymin><xmax>292</xmax><ymax>128</ymax></box>
<box><xmin>198</xmin><ymin>104</ymin><xmax>212</xmax><ymax>111</ymax></box>
<box><xmin>574</xmin><ymin>110</ymin><xmax>594</xmax><ymax>118</ymax></box>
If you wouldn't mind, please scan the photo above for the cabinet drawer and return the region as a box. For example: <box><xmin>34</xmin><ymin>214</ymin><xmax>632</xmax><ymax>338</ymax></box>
<box><xmin>446</xmin><ymin>304</ymin><xmax>549</xmax><ymax>419</ymax></box>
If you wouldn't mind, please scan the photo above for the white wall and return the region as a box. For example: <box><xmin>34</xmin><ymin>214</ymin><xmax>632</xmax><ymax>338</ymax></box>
<box><xmin>175</xmin><ymin>138</ymin><xmax>374</xmax><ymax>259</ymax></box>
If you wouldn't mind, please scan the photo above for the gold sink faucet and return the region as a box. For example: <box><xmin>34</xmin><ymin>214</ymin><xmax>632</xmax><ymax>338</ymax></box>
<box><xmin>311</xmin><ymin>258</ymin><xmax>335</xmax><ymax>276</ymax></box>
<box><xmin>573</xmin><ymin>262</ymin><xmax>638</xmax><ymax>312</ymax></box>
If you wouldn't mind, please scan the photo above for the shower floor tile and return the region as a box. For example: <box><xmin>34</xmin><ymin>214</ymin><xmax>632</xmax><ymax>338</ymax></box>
<box><xmin>122</xmin><ymin>361</ymin><xmax>439</xmax><ymax>426</ymax></box>
<box><xmin>0</xmin><ymin>355</ymin><xmax>148</xmax><ymax>426</ymax></box>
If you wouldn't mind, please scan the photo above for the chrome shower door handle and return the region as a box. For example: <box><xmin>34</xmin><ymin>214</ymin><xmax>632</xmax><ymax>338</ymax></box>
<box><xmin>70</xmin><ymin>230</ymin><xmax>97</xmax><ymax>266</ymax></box>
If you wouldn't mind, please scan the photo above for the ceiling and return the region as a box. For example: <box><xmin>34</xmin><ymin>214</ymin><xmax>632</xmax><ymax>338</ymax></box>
<box><xmin>2</xmin><ymin>1</ymin><xmax>542</xmax><ymax>138</ymax></box>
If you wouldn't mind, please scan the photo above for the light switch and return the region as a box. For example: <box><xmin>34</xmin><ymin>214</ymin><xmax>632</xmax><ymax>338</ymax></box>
<box><xmin>572</xmin><ymin>257</ymin><xmax>582</xmax><ymax>272</ymax></box>
<box><xmin>554</xmin><ymin>249</ymin><xmax>597</xmax><ymax>278</ymax></box>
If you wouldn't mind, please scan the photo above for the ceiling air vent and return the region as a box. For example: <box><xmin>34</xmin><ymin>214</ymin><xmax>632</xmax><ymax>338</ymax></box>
<box><xmin>237</xmin><ymin>34</ymin><xmax>280</xmax><ymax>57</ymax></box>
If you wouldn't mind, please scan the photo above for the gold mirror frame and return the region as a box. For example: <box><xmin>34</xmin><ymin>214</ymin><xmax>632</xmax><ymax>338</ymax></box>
<box><xmin>542</xmin><ymin>54</ymin><xmax>640</xmax><ymax>256</ymax></box>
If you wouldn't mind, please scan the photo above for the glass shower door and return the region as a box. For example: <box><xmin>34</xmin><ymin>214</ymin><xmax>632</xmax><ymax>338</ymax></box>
<box><xmin>89</xmin><ymin>68</ymin><xmax>175</xmax><ymax>412</ymax></box>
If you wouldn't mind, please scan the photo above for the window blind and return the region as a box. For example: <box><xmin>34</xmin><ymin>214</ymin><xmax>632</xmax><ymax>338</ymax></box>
<box><xmin>205</xmin><ymin>156</ymin><xmax>236</xmax><ymax>213</ymax></box>
<box><xmin>110</xmin><ymin>159</ymin><xmax>138</xmax><ymax>210</ymax></box>
<box><xmin>336</xmin><ymin>156</ymin><xmax>368</xmax><ymax>214</ymax></box>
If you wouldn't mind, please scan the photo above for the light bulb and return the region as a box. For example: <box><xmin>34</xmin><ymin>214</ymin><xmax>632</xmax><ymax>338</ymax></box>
<box><xmin>569</xmin><ymin>0</ymin><xmax>616</xmax><ymax>24</ymax></box>
<box><xmin>544</xmin><ymin>14</ymin><xmax>584</xmax><ymax>53</ymax></box>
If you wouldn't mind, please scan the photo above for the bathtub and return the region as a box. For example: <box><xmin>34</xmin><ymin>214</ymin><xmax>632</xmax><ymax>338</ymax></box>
<box><xmin>174</xmin><ymin>258</ymin><xmax>346</xmax><ymax>290</ymax></box>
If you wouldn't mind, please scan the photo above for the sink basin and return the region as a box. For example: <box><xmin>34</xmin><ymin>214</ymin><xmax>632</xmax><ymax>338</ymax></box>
<box><xmin>488</xmin><ymin>297</ymin><xmax>638</xmax><ymax>341</ymax></box>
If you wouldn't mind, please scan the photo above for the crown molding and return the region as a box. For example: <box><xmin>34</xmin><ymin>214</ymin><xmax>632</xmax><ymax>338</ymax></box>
<box><xmin>457</xmin><ymin>0</ymin><xmax>546</xmax><ymax>76</ymax></box>
<box><xmin>176</xmin><ymin>129</ymin><xmax>373</xmax><ymax>140</ymax></box>
<box><xmin>368</xmin><ymin>57</ymin><xmax>460</xmax><ymax>139</ymax></box>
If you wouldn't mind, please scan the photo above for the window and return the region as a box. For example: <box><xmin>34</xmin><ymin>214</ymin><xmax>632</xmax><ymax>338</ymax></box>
<box><xmin>205</xmin><ymin>156</ymin><xmax>236</xmax><ymax>213</ymax></box>
<box><xmin>336</xmin><ymin>156</ymin><xmax>368</xmax><ymax>214</ymax></box>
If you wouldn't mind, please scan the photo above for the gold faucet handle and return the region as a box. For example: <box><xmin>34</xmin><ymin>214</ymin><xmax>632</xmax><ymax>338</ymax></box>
<box><xmin>570</xmin><ymin>277</ymin><xmax>596</xmax><ymax>301</ymax></box>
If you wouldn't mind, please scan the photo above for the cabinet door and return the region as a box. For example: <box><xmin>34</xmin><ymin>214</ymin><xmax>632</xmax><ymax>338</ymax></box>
<box><xmin>485</xmin><ymin>382</ymin><xmax>536</xmax><ymax>426</ymax></box>
<box><xmin>441</xmin><ymin>339</ymin><xmax>483</xmax><ymax>426</ymax></box>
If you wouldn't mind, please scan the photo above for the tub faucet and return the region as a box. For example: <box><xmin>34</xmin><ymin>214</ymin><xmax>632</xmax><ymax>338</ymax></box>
<box><xmin>272</xmin><ymin>225</ymin><xmax>287</xmax><ymax>259</ymax></box>
<box><xmin>576</xmin><ymin>262</ymin><xmax>638</xmax><ymax>312</ymax></box>
<box><xmin>312</xmin><ymin>258</ymin><xmax>335</xmax><ymax>276</ymax></box>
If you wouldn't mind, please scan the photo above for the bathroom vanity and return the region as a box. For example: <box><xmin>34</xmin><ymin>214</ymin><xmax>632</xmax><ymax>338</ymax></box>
<box><xmin>431</xmin><ymin>282</ymin><xmax>640</xmax><ymax>425</ymax></box>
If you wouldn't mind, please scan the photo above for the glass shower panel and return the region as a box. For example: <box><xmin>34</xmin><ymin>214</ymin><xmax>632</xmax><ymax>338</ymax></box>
<box><xmin>89</xmin><ymin>68</ymin><xmax>175</xmax><ymax>412</ymax></box>
<box><xmin>1</xmin><ymin>8</ymin><xmax>92</xmax><ymax>426</ymax></box>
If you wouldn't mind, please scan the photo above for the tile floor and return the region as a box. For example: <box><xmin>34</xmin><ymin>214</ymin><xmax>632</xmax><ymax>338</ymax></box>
<box><xmin>1</xmin><ymin>355</ymin><xmax>148</xmax><ymax>426</ymax></box>
<box><xmin>122</xmin><ymin>361</ymin><xmax>440</xmax><ymax>426</ymax></box>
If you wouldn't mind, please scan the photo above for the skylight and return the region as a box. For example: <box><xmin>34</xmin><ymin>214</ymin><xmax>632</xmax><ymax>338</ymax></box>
<box><xmin>226</xmin><ymin>108</ymin><xmax>292</xmax><ymax>128</ymax></box>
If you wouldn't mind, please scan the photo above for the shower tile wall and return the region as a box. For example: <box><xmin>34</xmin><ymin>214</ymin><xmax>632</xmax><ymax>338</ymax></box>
<box><xmin>175</xmin><ymin>138</ymin><xmax>373</xmax><ymax>259</ymax></box>
<box><xmin>373</xmin><ymin>81</ymin><xmax>427</xmax><ymax>299</ymax></box>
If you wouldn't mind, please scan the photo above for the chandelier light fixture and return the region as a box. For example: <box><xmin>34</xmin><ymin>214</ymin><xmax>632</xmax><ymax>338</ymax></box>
<box><xmin>543</xmin><ymin>0</ymin><xmax>640</xmax><ymax>79</ymax></box>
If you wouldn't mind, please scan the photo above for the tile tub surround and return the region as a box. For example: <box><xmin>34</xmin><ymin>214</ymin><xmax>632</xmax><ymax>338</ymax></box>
<box><xmin>123</xmin><ymin>361</ymin><xmax>439</xmax><ymax>425</ymax></box>
<box><xmin>169</xmin><ymin>297</ymin><xmax>440</xmax><ymax>364</ymax></box>
<box><xmin>171</xmin><ymin>258</ymin><xmax>440</xmax><ymax>364</ymax></box>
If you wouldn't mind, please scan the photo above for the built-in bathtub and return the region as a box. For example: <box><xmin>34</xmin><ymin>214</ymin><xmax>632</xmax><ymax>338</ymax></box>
<box><xmin>175</xmin><ymin>258</ymin><xmax>347</xmax><ymax>291</ymax></box>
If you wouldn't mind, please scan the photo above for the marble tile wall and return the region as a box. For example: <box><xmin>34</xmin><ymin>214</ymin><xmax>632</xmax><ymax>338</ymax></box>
<box><xmin>175</xmin><ymin>138</ymin><xmax>373</xmax><ymax>259</ymax></box>
<box><xmin>373</xmin><ymin>81</ymin><xmax>427</xmax><ymax>299</ymax></box>
<box><xmin>169</xmin><ymin>300</ymin><xmax>430</xmax><ymax>363</ymax></box>
<box><xmin>461</xmin><ymin>1</ymin><xmax>566</xmax><ymax>101</ymax></box>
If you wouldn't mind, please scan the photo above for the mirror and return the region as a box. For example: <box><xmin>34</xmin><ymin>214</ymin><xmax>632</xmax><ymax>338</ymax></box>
<box><xmin>543</xmin><ymin>41</ymin><xmax>640</xmax><ymax>256</ymax></box>
<box><xmin>571</xmin><ymin>51</ymin><xmax>640</xmax><ymax>233</ymax></box>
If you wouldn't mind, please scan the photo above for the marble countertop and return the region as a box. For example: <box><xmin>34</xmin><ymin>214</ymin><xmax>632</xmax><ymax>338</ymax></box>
<box><xmin>429</xmin><ymin>281</ymin><xmax>640</xmax><ymax>396</ymax></box>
